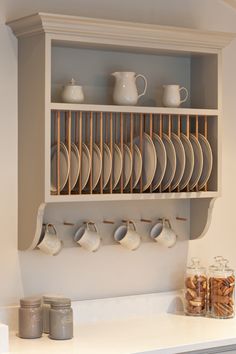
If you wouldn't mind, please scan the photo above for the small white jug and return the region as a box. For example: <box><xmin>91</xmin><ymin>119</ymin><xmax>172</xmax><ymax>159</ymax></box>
<box><xmin>162</xmin><ymin>85</ymin><xmax>188</xmax><ymax>108</ymax></box>
<box><xmin>61</xmin><ymin>78</ymin><xmax>84</xmax><ymax>103</ymax></box>
<box><xmin>112</xmin><ymin>71</ymin><xmax>147</xmax><ymax>106</ymax></box>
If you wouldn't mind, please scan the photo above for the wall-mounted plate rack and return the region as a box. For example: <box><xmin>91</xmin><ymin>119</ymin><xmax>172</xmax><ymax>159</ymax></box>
<box><xmin>7</xmin><ymin>13</ymin><xmax>234</xmax><ymax>250</ymax></box>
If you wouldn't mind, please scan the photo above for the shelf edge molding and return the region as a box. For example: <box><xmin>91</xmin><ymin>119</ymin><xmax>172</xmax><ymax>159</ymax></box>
<box><xmin>7</xmin><ymin>12</ymin><xmax>235</xmax><ymax>52</ymax></box>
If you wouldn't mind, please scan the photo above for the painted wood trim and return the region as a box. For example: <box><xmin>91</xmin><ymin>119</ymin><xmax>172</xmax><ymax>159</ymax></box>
<box><xmin>7</xmin><ymin>12</ymin><xmax>235</xmax><ymax>52</ymax></box>
<box><xmin>50</xmin><ymin>103</ymin><xmax>219</xmax><ymax>116</ymax></box>
<box><xmin>45</xmin><ymin>191</ymin><xmax>219</xmax><ymax>203</ymax></box>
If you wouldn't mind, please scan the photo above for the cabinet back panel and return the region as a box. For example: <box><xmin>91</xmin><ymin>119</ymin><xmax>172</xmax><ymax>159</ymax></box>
<box><xmin>51</xmin><ymin>46</ymin><xmax>191</xmax><ymax>107</ymax></box>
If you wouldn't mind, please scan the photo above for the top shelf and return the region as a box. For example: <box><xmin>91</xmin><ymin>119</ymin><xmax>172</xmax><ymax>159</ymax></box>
<box><xmin>50</xmin><ymin>103</ymin><xmax>219</xmax><ymax>116</ymax></box>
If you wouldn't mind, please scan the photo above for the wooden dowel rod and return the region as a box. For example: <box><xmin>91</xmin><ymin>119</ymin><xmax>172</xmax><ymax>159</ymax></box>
<box><xmin>120</xmin><ymin>112</ymin><xmax>124</xmax><ymax>193</ymax></box>
<box><xmin>176</xmin><ymin>216</ymin><xmax>187</xmax><ymax>221</ymax></box>
<box><xmin>149</xmin><ymin>113</ymin><xmax>153</xmax><ymax>193</ymax></box>
<box><xmin>75</xmin><ymin>112</ymin><xmax>79</xmax><ymax>145</ymax></box>
<box><xmin>140</xmin><ymin>114</ymin><xmax>143</xmax><ymax>193</ymax></box>
<box><xmin>100</xmin><ymin>112</ymin><xmax>103</xmax><ymax>194</ymax></box>
<box><xmin>64</xmin><ymin>222</ymin><xmax>75</xmax><ymax>226</ymax></box>
<box><xmin>168</xmin><ymin>114</ymin><xmax>171</xmax><ymax>192</ymax></box>
<box><xmin>195</xmin><ymin>115</ymin><xmax>199</xmax><ymax>192</ymax></box>
<box><xmin>186</xmin><ymin>115</ymin><xmax>190</xmax><ymax>138</ymax></box>
<box><xmin>204</xmin><ymin>115</ymin><xmax>208</xmax><ymax>138</ymax></box>
<box><xmin>56</xmin><ymin>111</ymin><xmax>60</xmax><ymax>195</ymax></box>
<box><xmin>160</xmin><ymin>114</ymin><xmax>163</xmax><ymax>139</ymax></box>
<box><xmin>79</xmin><ymin>111</ymin><xmax>82</xmax><ymax>194</ymax></box>
<box><xmin>89</xmin><ymin>111</ymin><xmax>93</xmax><ymax>194</ymax></box>
<box><xmin>66</xmin><ymin>111</ymin><xmax>71</xmax><ymax>195</ymax></box>
<box><xmin>103</xmin><ymin>220</ymin><xmax>115</xmax><ymax>224</ymax></box>
<box><xmin>130</xmin><ymin>113</ymin><xmax>133</xmax><ymax>193</ymax></box>
<box><xmin>140</xmin><ymin>218</ymin><xmax>152</xmax><ymax>223</ymax></box>
<box><xmin>109</xmin><ymin>112</ymin><xmax>113</xmax><ymax>193</ymax></box>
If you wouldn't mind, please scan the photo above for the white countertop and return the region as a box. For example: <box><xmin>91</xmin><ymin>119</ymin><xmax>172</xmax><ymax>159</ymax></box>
<box><xmin>7</xmin><ymin>314</ymin><xmax>236</xmax><ymax>354</ymax></box>
<box><xmin>3</xmin><ymin>291</ymin><xmax>236</xmax><ymax>354</ymax></box>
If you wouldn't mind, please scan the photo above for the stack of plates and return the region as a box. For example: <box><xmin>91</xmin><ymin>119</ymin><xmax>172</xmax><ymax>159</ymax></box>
<box><xmin>50</xmin><ymin>132</ymin><xmax>213</xmax><ymax>194</ymax></box>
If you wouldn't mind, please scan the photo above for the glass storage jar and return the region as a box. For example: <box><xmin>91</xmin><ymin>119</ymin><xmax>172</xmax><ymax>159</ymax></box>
<box><xmin>207</xmin><ymin>256</ymin><xmax>224</xmax><ymax>314</ymax></box>
<box><xmin>184</xmin><ymin>258</ymin><xmax>207</xmax><ymax>316</ymax></box>
<box><xmin>209</xmin><ymin>260</ymin><xmax>235</xmax><ymax>319</ymax></box>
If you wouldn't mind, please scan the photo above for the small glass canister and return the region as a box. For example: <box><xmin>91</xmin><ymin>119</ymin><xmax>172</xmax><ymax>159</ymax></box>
<box><xmin>18</xmin><ymin>297</ymin><xmax>43</xmax><ymax>339</ymax></box>
<box><xmin>42</xmin><ymin>295</ymin><xmax>64</xmax><ymax>334</ymax></box>
<box><xmin>49</xmin><ymin>298</ymin><xmax>73</xmax><ymax>340</ymax></box>
<box><xmin>209</xmin><ymin>259</ymin><xmax>235</xmax><ymax>319</ymax></box>
<box><xmin>208</xmin><ymin>256</ymin><xmax>223</xmax><ymax>314</ymax></box>
<box><xmin>184</xmin><ymin>258</ymin><xmax>207</xmax><ymax>316</ymax></box>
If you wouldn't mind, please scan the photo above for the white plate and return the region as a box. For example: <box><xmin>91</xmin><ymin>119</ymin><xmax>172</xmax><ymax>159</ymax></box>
<box><xmin>70</xmin><ymin>143</ymin><xmax>80</xmax><ymax>190</ymax></box>
<box><xmin>179</xmin><ymin>133</ymin><xmax>194</xmax><ymax>190</ymax></box>
<box><xmin>132</xmin><ymin>144</ymin><xmax>142</xmax><ymax>189</ymax></box>
<box><xmin>189</xmin><ymin>134</ymin><xmax>203</xmax><ymax>190</ymax></box>
<box><xmin>198</xmin><ymin>134</ymin><xmax>213</xmax><ymax>190</ymax></box>
<box><xmin>91</xmin><ymin>143</ymin><xmax>102</xmax><ymax>190</ymax></box>
<box><xmin>51</xmin><ymin>142</ymin><xmax>70</xmax><ymax>193</ymax></box>
<box><xmin>80</xmin><ymin>143</ymin><xmax>91</xmax><ymax>190</ymax></box>
<box><xmin>170</xmin><ymin>133</ymin><xmax>186</xmax><ymax>191</ymax></box>
<box><xmin>102</xmin><ymin>143</ymin><xmax>112</xmax><ymax>189</ymax></box>
<box><xmin>161</xmin><ymin>133</ymin><xmax>176</xmax><ymax>191</ymax></box>
<box><xmin>112</xmin><ymin>143</ymin><xmax>123</xmax><ymax>190</ymax></box>
<box><xmin>117</xmin><ymin>144</ymin><xmax>132</xmax><ymax>189</ymax></box>
<box><xmin>134</xmin><ymin>133</ymin><xmax>157</xmax><ymax>191</ymax></box>
<box><xmin>152</xmin><ymin>133</ymin><xmax>167</xmax><ymax>190</ymax></box>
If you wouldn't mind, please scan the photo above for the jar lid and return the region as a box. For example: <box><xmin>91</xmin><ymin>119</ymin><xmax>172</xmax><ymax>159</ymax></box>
<box><xmin>51</xmin><ymin>298</ymin><xmax>71</xmax><ymax>308</ymax></box>
<box><xmin>187</xmin><ymin>257</ymin><xmax>206</xmax><ymax>272</ymax></box>
<box><xmin>43</xmin><ymin>294</ymin><xmax>64</xmax><ymax>304</ymax></box>
<box><xmin>20</xmin><ymin>297</ymin><xmax>41</xmax><ymax>307</ymax></box>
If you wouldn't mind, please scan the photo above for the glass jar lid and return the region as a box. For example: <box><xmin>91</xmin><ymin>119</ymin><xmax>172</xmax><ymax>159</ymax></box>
<box><xmin>187</xmin><ymin>257</ymin><xmax>206</xmax><ymax>274</ymax></box>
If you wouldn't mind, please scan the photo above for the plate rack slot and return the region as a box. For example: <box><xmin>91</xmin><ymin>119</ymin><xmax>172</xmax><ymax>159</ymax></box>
<box><xmin>50</xmin><ymin>109</ymin><xmax>217</xmax><ymax>196</ymax></box>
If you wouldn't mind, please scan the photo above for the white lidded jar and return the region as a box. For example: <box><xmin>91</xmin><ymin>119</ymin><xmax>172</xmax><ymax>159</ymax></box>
<box><xmin>61</xmin><ymin>78</ymin><xmax>84</xmax><ymax>103</ymax></box>
<box><xmin>184</xmin><ymin>258</ymin><xmax>207</xmax><ymax>316</ymax></box>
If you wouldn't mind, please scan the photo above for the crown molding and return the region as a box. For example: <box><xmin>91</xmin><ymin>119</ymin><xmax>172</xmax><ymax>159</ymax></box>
<box><xmin>7</xmin><ymin>12</ymin><xmax>235</xmax><ymax>52</ymax></box>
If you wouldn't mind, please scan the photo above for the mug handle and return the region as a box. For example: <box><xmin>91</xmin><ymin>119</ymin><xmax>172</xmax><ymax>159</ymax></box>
<box><xmin>135</xmin><ymin>74</ymin><xmax>148</xmax><ymax>99</ymax></box>
<box><xmin>46</xmin><ymin>223</ymin><xmax>57</xmax><ymax>235</ymax></box>
<box><xmin>86</xmin><ymin>221</ymin><xmax>98</xmax><ymax>233</ymax></box>
<box><xmin>126</xmin><ymin>220</ymin><xmax>136</xmax><ymax>231</ymax></box>
<box><xmin>179</xmin><ymin>87</ymin><xmax>188</xmax><ymax>103</ymax></box>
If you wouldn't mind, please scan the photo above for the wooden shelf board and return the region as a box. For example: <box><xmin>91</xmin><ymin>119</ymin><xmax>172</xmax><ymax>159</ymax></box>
<box><xmin>46</xmin><ymin>191</ymin><xmax>219</xmax><ymax>203</ymax></box>
<box><xmin>50</xmin><ymin>103</ymin><xmax>219</xmax><ymax>116</ymax></box>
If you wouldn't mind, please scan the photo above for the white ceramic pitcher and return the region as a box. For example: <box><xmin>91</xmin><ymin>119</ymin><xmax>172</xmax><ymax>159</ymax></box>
<box><xmin>112</xmin><ymin>71</ymin><xmax>147</xmax><ymax>106</ymax></box>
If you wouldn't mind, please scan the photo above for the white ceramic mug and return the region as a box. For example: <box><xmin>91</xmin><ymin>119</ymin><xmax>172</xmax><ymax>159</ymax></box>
<box><xmin>74</xmin><ymin>222</ymin><xmax>101</xmax><ymax>252</ymax></box>
<box><xmin>37</xmin><ymin>224</ymin><xmax>63</xmax><ymax>255</ymax></box>
<box><xmin>114</xmin><ymin>220</ymin><xmax>141</xmax><ymax>250</ymax></box>
<box><xmin>162</xmin><ymin>85</ymin><xmax>188</xmax><ymax>107</ymax></box>
<box><xmin>150</xmin><ymin>218</ymin><xmax>177</xmax><ymax>248</ymax></box>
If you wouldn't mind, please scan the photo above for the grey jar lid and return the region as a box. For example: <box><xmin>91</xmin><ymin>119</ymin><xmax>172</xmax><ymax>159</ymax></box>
<box><xmin>20</xmin><ymin>297</ymin><xmax>42</xmax><ymax>307</ymax></box>
<box><xmin>51</xmin><ymin>298</ymin><xmax>71</xmax><ymax>308</ymax></box>
<box><xmin>43</xmin><ymin>294</ymin><xmax>64</xmax><ymax>304</ymax></box>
